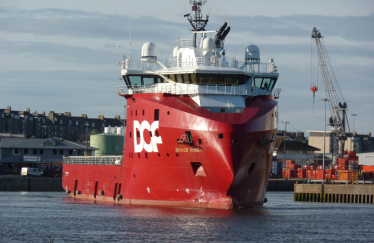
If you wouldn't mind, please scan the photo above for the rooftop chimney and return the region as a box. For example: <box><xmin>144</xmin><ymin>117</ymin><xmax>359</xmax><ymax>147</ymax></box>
<box><xmin>81</xmin><ymin>114</ymin><xmax>87</xmax><ymax>119</ymax></box>
<box><xmin>49</xmin><ymin>111</ymin><xmax>55</xmax><ymax>119</ymax></box>
<box><xmin>6</xmin><ymin>106</ymin><xmax>11</xmax><ymax>114</ymax></box>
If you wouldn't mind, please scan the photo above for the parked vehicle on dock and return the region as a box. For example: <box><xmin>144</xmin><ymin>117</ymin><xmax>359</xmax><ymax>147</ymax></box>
<box><xmin>21</xmin><ymin>167</ymin><xmax>43</xmax><ymax>177</ymax></box>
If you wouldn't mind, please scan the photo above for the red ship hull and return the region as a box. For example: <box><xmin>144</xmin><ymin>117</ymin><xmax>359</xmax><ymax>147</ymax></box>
<box><xmin>63</xmin><ymin>93</ymin><xmax>278</xmax><ymax>209</ymax></box>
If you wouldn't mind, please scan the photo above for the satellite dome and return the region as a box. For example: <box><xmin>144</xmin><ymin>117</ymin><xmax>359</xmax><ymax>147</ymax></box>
<box><xmin>173</xmin><ymin>46</ymin><xmax>179</xmax><ymax>58</ymax></box>
<box><xmin>245</xmin><ymin>45</ymin><xmax>260</xmax><ymax>63</ymax></box>
<box><xmin>202</xmin><ymin>38</ymin><xmax>215</xmax><ymax>51</ymax></box>
<box><xmin>141</xmin><ymin>42</ymin><xmax>157</xmax><ymax>61</ymax></box>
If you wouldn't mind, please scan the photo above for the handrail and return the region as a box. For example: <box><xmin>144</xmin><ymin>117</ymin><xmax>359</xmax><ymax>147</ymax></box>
<box><xmin>122</xmin><ymin>59</ymin><xmax>277</xmax><ymax>74</ymax></box>
<box><xmin>63</xmin><ymin>156</ymin><xmax>123</xmax><ymax>165</ymax></box>
<box><xmin>117</xmin><ymin>84</ymin><xmax>281</xmax><ymax>98</ymax></box>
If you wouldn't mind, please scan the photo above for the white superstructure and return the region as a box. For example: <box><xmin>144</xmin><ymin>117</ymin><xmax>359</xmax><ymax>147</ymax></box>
<box><xmin>117</xmin><ymin>0</ymin><xmax>280</xmax><ymax>112</ymax></box>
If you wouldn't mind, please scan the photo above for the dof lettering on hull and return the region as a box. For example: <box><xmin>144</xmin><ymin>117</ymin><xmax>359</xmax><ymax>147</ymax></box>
<box><xmin>134</xmin><ymin>120</ymin><xmax>162</xmax><ymax>152</ymax></box>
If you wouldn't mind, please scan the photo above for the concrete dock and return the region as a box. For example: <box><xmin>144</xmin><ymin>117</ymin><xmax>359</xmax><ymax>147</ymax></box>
<box><xmin>294</xmin><ymin>183</ymin><xmax>374</xmax><ymax>204</ymax></box>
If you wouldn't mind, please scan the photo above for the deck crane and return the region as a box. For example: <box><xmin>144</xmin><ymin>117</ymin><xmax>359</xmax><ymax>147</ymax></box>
<box><xmin>311</xmin><ymin>27</ymin><xmax>349</xmax><ymax>158</ymax></box>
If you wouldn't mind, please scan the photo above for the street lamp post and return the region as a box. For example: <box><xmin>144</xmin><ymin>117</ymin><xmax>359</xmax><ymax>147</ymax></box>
<box><xmin>322</xmin><ymin>98</ymin><xmax>329</xmax><ymax>181</ymax></box>
<box><xmin>351</xmin><ymin>114</ymin><xmax>358</xmax><ymax>151</ymax></box>
<box><xmin>84</xmin><ymin>123</ymin><xmax>90</xmax><ymax>156</ymax></box>
<box><xmin>281</xmin><ymin>121</ymin><xmax>289</xmax><ymax>168</ymax></box>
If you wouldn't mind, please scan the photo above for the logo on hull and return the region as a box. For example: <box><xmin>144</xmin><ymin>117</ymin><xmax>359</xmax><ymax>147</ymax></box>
<box><xmin>134</xmin><ymin>121</ymin><xmax>162</xmax><ymax>153</ymax></box>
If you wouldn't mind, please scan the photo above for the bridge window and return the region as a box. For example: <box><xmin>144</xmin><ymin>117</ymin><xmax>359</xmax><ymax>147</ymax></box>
<box><xmin>223</xmin><ymin>75</ymin><xmax>239</xmax><ymax>85</ymax></box>
<box><xmin>199</xmin><ymin>74</ymin><xmax>218</xmax><ymax>84</ymax></box>
<box><xmin>176</xmin><ymin>74</ymin><xmax>183</xmax><ymax>83</ymax></box>
<box><xmin>268</xmin><ymin>79</ymin><xmax>276</xmax><ymax>91</ymax></box>
<box><xmin>128</xmin><ymin>76</ymin><xmax>141</xmax><ymax>87</ymax></box>
<box><xmin>142</xmin><ymin>76</ymin><xmax>154</xmax><ymax>86</ymax></box>
<box><xmin>261</xmin><ymin>78</ymin><xmax>272</xmax><ymax>90</ymax></box>
<box><xmin>253</xmin><ymin>78</ymin><xmax>262</xmax><ymax>88</ymax></box>
<box><xmin>252</xmin><ymin>77</ymin><xmax>277</xmax><ymax>91</ymax></box>
<box><xmin>182</xmin><ymin>74</ymin><xmax>190</xmax><ymax>83</ymax></box>
<box><xmin>155</xmin><ymin>76</ymin><xmax>164</xmax><ymax>83</ymax></box>
<box><xmin>194</xmin><ymin>74</ymin><xmax>247</xmax><ymax>85</ymax></box>
<box><xmin>190</xmin><ymin>74</ymin><xmax>197</xmax><ymax>84</ymax></box>
<box><xmin>124</xmin><ymin>75</ymin><xmax>166</xmax><ymax>86</ymax></box>
<box><xmin>167</xmin><ymin>74</ymin><xmax>176</xmax><ymax>82</ymax></box>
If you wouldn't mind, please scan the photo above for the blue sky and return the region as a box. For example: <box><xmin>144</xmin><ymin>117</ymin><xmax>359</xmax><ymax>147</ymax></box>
<box><xmin>0</xmin><ymin>0</ymin><xmax>373</xmax><ymax>136</ymax></box>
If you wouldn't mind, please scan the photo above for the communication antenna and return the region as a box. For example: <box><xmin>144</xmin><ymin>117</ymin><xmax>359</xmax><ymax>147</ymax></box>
<box><xmin>186</xmin><ymin>0</ymin><xmax>209</xmax><ymax>31</ymax></box>
<box><xmin>129</xmin><ymin>15</ymin><xmax>132</xmax><ymax>61</ymax></box>
<box><xmin>185</xmin><ymin>0</ymin><xmax>209</xmax><ymax>47</ymax></box>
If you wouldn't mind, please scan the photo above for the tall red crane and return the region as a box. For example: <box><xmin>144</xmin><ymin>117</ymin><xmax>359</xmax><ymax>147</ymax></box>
<box><xmin>311</xmin><ymin>27</ymin><xmax>348</xmax><ymax>158</ymax></box>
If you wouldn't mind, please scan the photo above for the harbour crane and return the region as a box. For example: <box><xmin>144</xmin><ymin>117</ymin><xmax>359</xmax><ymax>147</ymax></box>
<box><xmin>311</xmin><ymin>27</ymin><xmax>349</xmax><ymax>158</ymax></box>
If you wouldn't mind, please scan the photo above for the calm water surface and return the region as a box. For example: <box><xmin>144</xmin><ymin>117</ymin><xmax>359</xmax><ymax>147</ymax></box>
<box><xmin>1</xmin><ymin>191</ymin><xmax>373</xmax><ymax>242</ymax></box>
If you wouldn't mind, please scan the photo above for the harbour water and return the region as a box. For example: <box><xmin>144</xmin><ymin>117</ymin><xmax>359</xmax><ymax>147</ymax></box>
<box><xmin>1</xmin><ymin>191</ymin><xmax>373</xmax><ymax>242</ymax></box>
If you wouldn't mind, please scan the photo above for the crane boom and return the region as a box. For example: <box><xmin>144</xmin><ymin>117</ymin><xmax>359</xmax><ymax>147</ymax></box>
<box><xmin>311</xmin><ymin>27</ymin><xmax>348</xmax><ymax>158</ymax></box>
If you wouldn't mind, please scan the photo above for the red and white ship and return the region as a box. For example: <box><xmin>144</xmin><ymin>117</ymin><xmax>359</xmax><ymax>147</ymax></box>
<box><xmin>62</xmin><ymin>0</ymin><xmax>280</xmax><ymax>209</ymax></box>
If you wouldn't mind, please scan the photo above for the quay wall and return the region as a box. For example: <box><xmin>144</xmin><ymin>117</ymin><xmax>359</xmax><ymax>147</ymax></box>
<box><xmin>267</xmin><ymin>179</ymin><xmax>300</xmax><ymax>191</ymax></box>
<box><xmin>0</xmin><ymin>177</ymin><xmax>297</xmax><ymax>192</ymax></box>
<box><xmin>0</xmin><ymin>176</ymin><xmax>64</xmax><ymax>192</ymax></box>
<box><xmin>295</xmin><ymin>183</ymin><xmax>374</xmax><ymax>204</ymax></box>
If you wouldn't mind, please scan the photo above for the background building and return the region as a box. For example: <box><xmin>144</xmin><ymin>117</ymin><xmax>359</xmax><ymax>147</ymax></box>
<box><xmin>277</xmin><ymin>131</ymin><xmax>306</xmax><ymax>143</ymax></box>
<box><xmin>275</xmin><ymin>137</ymin><xmax>320</xmax><ymax>165</ymax></box>
<box><xmin>308</xmin><ymin>130</ymin><xmax>373</xmax><ymax>154</ymax></box>
<box><xmin>0</xmin><ymin>137</ymin><xmax>98</xmax><ymax>172</ymax></box>
<box><xmin>0</xmin><ymin>106</ymin><xmax>125</xmax><ymax>142</ymax></box>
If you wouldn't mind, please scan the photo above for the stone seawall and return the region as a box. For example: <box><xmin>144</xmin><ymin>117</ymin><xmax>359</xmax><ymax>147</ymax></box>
<box><xmin>0</xmin><ymin>176</ymin><xmax>64</xmax><ymax>192</ymax></box>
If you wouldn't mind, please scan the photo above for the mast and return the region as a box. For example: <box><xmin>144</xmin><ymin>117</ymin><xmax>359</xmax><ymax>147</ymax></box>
<box><xmin>185</xmin><ymin>0</ymin><xmax>209</xmax><ymax>47</ymax></box>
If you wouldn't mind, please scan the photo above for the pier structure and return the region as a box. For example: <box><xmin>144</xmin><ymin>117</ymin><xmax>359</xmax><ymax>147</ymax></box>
<box><xmin>294</xmin><ymin>183</ymin><xmax>374</xmax><ymax>204</ymax></box>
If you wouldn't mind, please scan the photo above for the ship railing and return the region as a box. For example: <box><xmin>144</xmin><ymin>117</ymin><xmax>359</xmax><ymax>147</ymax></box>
<box><xmin>118</xmin><ymin>83</ymin><xmax>281</xmax><ymax>98</ymax></box>
<box><xmin>63</xmin><ymin>156</ymin><xmax>123</xmax><ymax>165</ymax></box>
<box><xmin>178</xmin><ymin>38</ymin><xmax>193</xmax><ymax>48</ymax></box>
<box><xmin>123</xmin><ymin>59</ymin><xmax>276</xmax><ymax>74</ymax></box>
